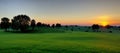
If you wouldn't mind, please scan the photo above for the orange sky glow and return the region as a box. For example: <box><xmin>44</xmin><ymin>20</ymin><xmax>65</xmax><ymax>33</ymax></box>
<box><xmin>0</xmin><ymin>0</ymin><xmax>120</xmax><ymax>26</ymax></box>
<box><xmin>33</xmin><ymin>15</ymin><xmax>120</xmax><ymax>26</ymax></box>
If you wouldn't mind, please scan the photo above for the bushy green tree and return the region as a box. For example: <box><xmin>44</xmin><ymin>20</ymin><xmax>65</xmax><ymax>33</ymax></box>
<box><xmin>12</xmin><ymin>15</ymin><xmax>31</xmax><ymax>32</ymax></box>
<box><xmin>1</xmin><ymin>17</ymin><xmax>10</xmax><ymax>31</ymax></box>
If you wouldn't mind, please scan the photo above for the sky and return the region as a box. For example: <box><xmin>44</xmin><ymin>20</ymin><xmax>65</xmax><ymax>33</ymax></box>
<box><xmin>0</xmin><ymin>0</ymin><xmax>120</xmax><ymax>26</ymax></box>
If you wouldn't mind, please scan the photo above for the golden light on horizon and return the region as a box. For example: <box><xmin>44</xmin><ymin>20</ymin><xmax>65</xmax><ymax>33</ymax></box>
<box><xmin>99</xmin><ymin>16</ymin><xmax>110</xmax><ymax>26</ymax></box>
<box><xmin>95</xmin><ymin>15</ymin><xmax>110</xmax><ymax>26</ymax></box>
<box><xmin>100</xmin><ymin>21</ymin><xmax>108</xmax><ymax>26</ymax></box>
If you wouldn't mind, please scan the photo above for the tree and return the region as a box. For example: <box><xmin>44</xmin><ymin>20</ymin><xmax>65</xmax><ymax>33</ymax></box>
<box><xmin>52</xmin><ymin>24</ymin><xmax>55</xmax><ymax>28</ymax></box>
<box><xmin>37</xmin><ymin>22</ymin><xmax>42</xmax><ymax>27</ymax></box>
<box><xmin>92</xmin><ymin>24</ymin><xmax>100</xmax><ymax>32</ymax></box>
<box><xmin>105</xmin><ymin>25</ymin><xmax>113</xmax><ymax>29</ymax></box>
<box><xmin>12</xmin><ymin>15</ymin><xmax>31</xmax><ymax>32</ymax></box>
<box><xmin>0</xmin><ymin>23</ymin><xmax>1</xmax><ymax>28</ymax></box>
<box><xmin>55</xmin><ymin>23</ymin><xmax>61</xmax><ymax>27</ymax></box>
<box><xmin>0</xmin><ymin>17</ymin><xmax>10</xmax><ymax>31</ymax></box>
<box><xmin>118</xmin><ymin>26</ymin><xmax>120</xmax><ymax>30</ymax></box>
<box><xmin>36</xmin><ymin>22</ymin><xmax>42</xmax><ymax>29</ymax></box>
<box><xmin>47</xmin><ymin>24</ymin><xmax>50</xmax><ymax>27</ymax></box>
<box><xmin>31</xmin><ymin>19</ymin><xmax>36</xmax><ymax>30</ymax></box>
<box><xmin>41</xmin><ymin>23</ymin><xmax>47</xmax><ymax>27</ymax></box>
<box><xmin>11</xmin><ymin>19</ymin><xmax>19</xmax><ymax>30</ymax></box>
<box><xmin>105</xmin><ymin>25</ymin><xmax>113</xmax><ymax>33</ymax></box>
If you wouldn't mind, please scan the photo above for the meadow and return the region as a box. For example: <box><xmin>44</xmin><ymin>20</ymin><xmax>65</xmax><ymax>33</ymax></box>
<box><xmin>0</xmin><ymin>30</ymin><xmax>120</xmax><ymax>53</ymax></box>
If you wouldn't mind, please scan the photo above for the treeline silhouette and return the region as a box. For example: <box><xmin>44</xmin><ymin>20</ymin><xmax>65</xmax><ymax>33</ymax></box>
<box><xmin>0</xmin><ymin>14</ymin><xmax>120</xmax><ymax>33</ymax></box>
<box><xmin>0</xmin><ymin>15</ymin><xmax>61</xmax><ymax>32</ymax></box>
<box><xmin>91</xmin><ymin>24</ymin><xmax>113</xmax><ymax>33</ymax></box>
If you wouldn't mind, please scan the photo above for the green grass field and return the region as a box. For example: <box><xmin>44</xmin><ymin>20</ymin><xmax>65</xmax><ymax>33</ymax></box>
<box><xmin>0</xmin><ymin>30</ymin><xmax>120</xmax><ymax>53</ymax></box>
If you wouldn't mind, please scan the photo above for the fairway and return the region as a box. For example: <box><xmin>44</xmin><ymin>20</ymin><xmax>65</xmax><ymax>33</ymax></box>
<box><xmin>0</xmin><ymin>31</ymin><xmax>120</xmax><ymax>53</ymax></box>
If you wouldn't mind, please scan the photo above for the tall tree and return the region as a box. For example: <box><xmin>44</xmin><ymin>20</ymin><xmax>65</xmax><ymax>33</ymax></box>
<box><xmin>31</xmin><ymin>19</ymin><xmax>36</xmax><ymax>30</ymax></box>
<box><xmin>12</xmin><ymin>15</ymin><xmax>31</xmax><ymax>32</ymax></box>
<box><xmin>1</xmin><ymin>17</ymin><xmax>10</xmax><ymax>31</ymax></box>
<box><xmin>52</xmin><ymin>24</ymin><xmax>55</xmax><ymax>28</ymax></box>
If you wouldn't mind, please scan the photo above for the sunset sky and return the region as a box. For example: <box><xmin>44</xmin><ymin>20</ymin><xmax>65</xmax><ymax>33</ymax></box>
<box><xmin>0</xmin><ymin>0</ymin><xmax>120</xmax><ymax>26</ymax></box>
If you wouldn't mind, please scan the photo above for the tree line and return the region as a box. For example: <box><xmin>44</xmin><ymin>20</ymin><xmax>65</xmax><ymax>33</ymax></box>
<box><xmin>0</xmin><ymin>14</ymin><xmax>120</xmax><ymax>33</ymax></box>
<box><xmin>91</xmin><ymin>24</ymin><xmax>118</xmax><ymax>33</ymax></box>
<box><xmin>0</xmin><ymin>15</ymin><xmax>61</xmax><ymax>32</ymax></box>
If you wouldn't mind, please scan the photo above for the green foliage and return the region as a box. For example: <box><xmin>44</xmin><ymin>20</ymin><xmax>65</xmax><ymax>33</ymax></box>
<box><xmin>12</xmin><ymin>15</ymin><xmax>31</xmax><ymax>32</ymax></box>
<box><xmin>0</xmin><ymin>31</ymin><xmax>120</xmax><ymax>53</ymax></box>
<box><xmin>0</xmin><ymin>17</ymin><xmax>10</xmax><ymax>31</ymax></box>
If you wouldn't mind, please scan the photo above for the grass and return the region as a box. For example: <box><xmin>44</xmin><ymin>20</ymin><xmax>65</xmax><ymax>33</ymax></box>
<box><xmin>0</xmin><ymin>30</ymin><xmax>120</xmax><ymax>53</ymax></box>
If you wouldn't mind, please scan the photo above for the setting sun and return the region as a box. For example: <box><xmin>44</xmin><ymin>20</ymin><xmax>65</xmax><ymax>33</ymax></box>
<box><xmin>101</xmin><ymin>21</ymin><xmax>108</xmax><ymax>26</ymax></box>
<box><xmin>98</xmin><ymin>15</ymin><xmax>110</xmax><ymax>26</ymax></box>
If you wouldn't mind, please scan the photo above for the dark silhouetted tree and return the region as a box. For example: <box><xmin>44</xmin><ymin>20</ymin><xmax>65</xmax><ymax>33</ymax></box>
<box><xmin>37</xmin><ymin>22</ymin><xmax>42</xmax><ymax>29</ymax></box>
<box><xmin>105</xmin><ymin>25</ymin><xmax>113</xmax><ymax>33</ymax></box>
<box><xmin>0</xmin><ymin>17</ymin><xmax>10</xmax><ymax>31</ymax></box>
<box><xmin>47</xmin><ymin>24</ymin><xmax>50</xmax><ymax>27</ymax></box>
<box><xmin>37</xmin><ymin>22</ymin><xmax>42</xmax><ymax>27</ymax></box>
<box><xmin>118</xmin><ymin>26</ymin><xmax>120</xmax><ymax>31</ymax></box>
<box><xmin>105</xmin><ymin>25</ymin><xmax>113</xmax><ymax>29</ymax></box>
<box><xmin>0</xmin><ymin>23</ymin><xmax>1</xmax><ymax>28</ymax></box>
<box><xmin>52</xmin><ymin>24</ymin><xmax>55</xmax><ymax>28</ymax></box>
<box><xmin>31</xmin><ymin>19</ymin><xmax>36</xmax><ymax>30</ymax></box>
<box><xmin>11</xmin><ymin>19</ymin><xmax>19</xmax><ymax>30</ymax></box>
<box><xmin>55</xmin><ymin>23</ymin><xmax>61</xmax><ymax>27</ymax></box>
<box><xmin>92</xmin><ymin>24</ymin><xmax>100</xmax><ymax>32</ymax></box>
<box><xmin>42</xmin><ymin>23</ymin><xmax>47</xmax><ymax>27</ymax></box>
<box><xmin>12</xmin><ymin>15</ymin><xmax>30</xmax><ymax>32</ymax></box>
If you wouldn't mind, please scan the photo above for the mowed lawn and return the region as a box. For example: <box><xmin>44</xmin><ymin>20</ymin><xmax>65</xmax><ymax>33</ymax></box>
<box><xmin>0</xmin><ymin>31</ymin><xmax>120</xmax><ymax>53</ymax></box>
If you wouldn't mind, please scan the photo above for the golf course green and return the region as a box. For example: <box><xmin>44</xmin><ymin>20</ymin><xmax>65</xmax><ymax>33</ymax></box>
<box><xmin>0</xmin><ymin>31</ymin><xmax>120</xmax><ymax>53</ymax></box>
